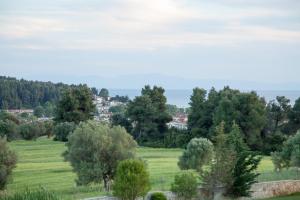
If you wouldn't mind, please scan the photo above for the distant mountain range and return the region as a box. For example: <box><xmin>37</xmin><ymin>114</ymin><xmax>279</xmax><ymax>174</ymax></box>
<box><xmin>19</xmin><ymin>73</ymin><xmax>300</xmax><ymax>91</ymax></box>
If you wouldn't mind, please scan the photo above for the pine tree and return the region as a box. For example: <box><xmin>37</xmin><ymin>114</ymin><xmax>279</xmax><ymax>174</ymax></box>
<box><xmin>226</xmin><ymin>122</ymin><xmax>261</xmax><ymax>197</ymax></box>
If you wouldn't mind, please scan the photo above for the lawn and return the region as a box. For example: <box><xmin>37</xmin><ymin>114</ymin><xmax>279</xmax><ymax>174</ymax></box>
<box><xmin>5</xmin><ymin>137</ymin><xmax>300</xmax><ymax>199</ymax></box>
<box><xmin>263</xmin><ymin>193</ymin><xmax>300</xmax><ymax>200</ymax></box>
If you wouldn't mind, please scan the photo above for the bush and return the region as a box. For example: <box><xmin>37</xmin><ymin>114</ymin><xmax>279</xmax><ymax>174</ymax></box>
<box><xmin>53</xmin><ymin>122</ymin><xmax>76</xmax><ymax>142</ymax></box>
<box><xmin>171</xmin><ymin>172</ymin><xmax>198</xmax><ymax>200</ymax></box>
<box><xmin>0</xmin><ymin>137</ymin><xmax>17</xmax><ymax>190</ymax></box>
<box><xmin>2</xmin><ymin>187</ymin><xmax>61</xmax><ymax>200</ymax></box>
<box><xmin>150</xmin><ymin>192</ymin><xmax>167</xmax><ymax>200</ymax></box>
<box><xmin>0</xmin><ymin>120</ymin><xmax>20</xmax><ymax>141</ymax></box>
<box><xmin>113</xmin><ymin>159</ymin><xmax>151</xmax><ymax>200</ymax></box>
<box><xmin>178</xmin><ymin>138</ymin><xmax>213</xmax><ymax>172</ymax></box>
<box><xmin>64</xmin><ymin>121</ymin><xmax>137</xmax><ymax>190</ymax></box>
<box><xmin>19</xmin><ymin>122</ymin><xmax>45</xmax><ymax>140</ymax></box>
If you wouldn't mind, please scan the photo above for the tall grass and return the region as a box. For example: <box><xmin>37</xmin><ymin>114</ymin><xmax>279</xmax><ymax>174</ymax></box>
<box><xmin>2</xmin><ymin>187</ymin><xmax>61</xmax><ymax>200</ymax></box>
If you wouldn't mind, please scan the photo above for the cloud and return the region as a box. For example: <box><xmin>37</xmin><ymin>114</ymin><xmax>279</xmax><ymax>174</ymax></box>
<box><xmin>1</xmin><ymin>0</ymin><xmax>299</xmax><ymax>50</ymax></box>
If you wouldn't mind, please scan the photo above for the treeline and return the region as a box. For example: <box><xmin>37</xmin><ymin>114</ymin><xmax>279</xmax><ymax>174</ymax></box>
<box><xmin>0</xmin><ymin>76</ymin><xmax>76</xmax><ymax>109</ymax></box>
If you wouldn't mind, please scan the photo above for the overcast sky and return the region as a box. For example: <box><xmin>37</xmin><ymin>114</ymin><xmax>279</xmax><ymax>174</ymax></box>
<box><xmin>1</xmin><ymin>0</ymin><xmax>300</xmax><ymax>89</ymax></box>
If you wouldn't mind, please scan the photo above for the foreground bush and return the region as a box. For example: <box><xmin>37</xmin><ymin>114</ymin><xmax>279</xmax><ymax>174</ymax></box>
<box><xmin>2</xmin><ymin>187</ymin><xmax>60</xmax><ymax>200</ymax></box>
<box><xmin>64</xmin><ymin>121</ymin><xmax>137</xmax><ymax>189</ymax></box>
<box><xmin>171</xmin><ymin>172</ymin><xmax>198</xmax><ymax>200</ymax></box>
<box><xmin>150</xmin><ymin>192</ymin><xmax>167</xmax><ymax>200</ymax></box>
<box><xmin>113</xmin><ymin>159</ymin><xmax>151</xmax><ymax>200</ymax></box>
<box><xmin>0</xmin><ymin>137</ymin><xmax>17</xmax><ymax>190</ymax></box>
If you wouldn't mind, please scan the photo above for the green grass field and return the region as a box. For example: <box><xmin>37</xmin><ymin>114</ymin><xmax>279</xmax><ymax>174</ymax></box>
<box><xmin>5</xmin><ymin>137</ymin><xmax>300</xmax><ymax>199</ymax></box>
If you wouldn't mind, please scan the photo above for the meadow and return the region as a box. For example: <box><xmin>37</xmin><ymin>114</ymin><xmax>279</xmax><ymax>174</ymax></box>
<box><xmin>6</xmin><ymin>137</ymin><xmax>300</xmax><ymax>200</ymax></box>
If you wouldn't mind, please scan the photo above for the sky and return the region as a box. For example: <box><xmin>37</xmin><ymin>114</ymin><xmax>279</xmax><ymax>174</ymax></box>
<box><xmin>0</xmin><ymin>0</ymin><xmax>300</xmax><ymax>89</ymax></box>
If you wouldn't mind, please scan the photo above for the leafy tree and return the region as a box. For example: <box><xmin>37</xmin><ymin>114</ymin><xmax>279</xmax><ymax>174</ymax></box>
<box><xmin>113</xmin><ymin>159</ymin><xmax>151</xmax><ymax>200</ymax></box>
<box><xmin>34</xmin><ymin>106</ymin><xmax>44</xmax><ymax>118</ymax></box>
<box><xmin>111</xmin><ymin>113</ymin><xmax>132</xmax><ymax>134</ymax></box>
<box><xmin>273</xmin><ymin>131</ymin><xmax>300</xmax><ymax>169</ymax></box>
<box><xmin>109</xmin><ymin>105</ymin><xmax>126</xmax><ymax>114</ymax></box>
<box><xmin>127</xmin><ymin>85</ymin><xmax>171</xmax><ymax>144</ymax></box>
<box><xmin>111</xmin><ymin>95</ymin><xmax>130</xmax><ymax>103</ymax></box>
<box><xmin>99</xmin><ymin>88</ymin><xmax>109</xmax><ymax>99</ymax></box>
<box><xmin>171</xmin><ymin>172</ymin><xmax>198</xmax><ymax>200</ymax></box>
<box><xmin>178</xmin><ymin>138</ymin><xmax>213</xmax><ymax>173</ymax></box>
<box><xmin>19</xmin><ymin>122</ymin><xmax>45</xmax><ymax>140</ymax></box>
<box><xmin>43</xmin><ymin>101</ymin><xmax>55</xmax><ymax>117</ymax></box>
<box><xmin>64</xmin><ymin>121</ymin><xmax>137</xmax><ymax>190</ymax></box>
<box><xmin>202</xmin><ymin>122</ymin><xmax>235</xmax><ymax>198</ymax></box>
<box><xmin>287</xmin><ymin>97</ymin><xmax>300</xmax><ymax>134</ymax></box>
<box><xmin>54</xmin><ymin>85</ymin><xmax>95</xmax><ymax>124</ymax></box>
<box><xmin>0</xmin><ymin>137</ymin><xmax>17</xmax><ymax>190</ymax></box>
<box><xmin>226</xmin><ymin>123</ymin><xmax>261</xmax><ymax>197</ymax></box>
<box><xmin>188</xmin><ymin>88</ymin><xmax>208</xmax><ymax>138</ymax></box>
<box><xmin>188</xmin><ymin>87</ymin><xmax>267</xmax><ymax>151</ymax></box>
<box><xmin>53</xmin><ymin>122</ymin><xmax>76</xmax><ymax>142</ymax></box>
<box><xmin>0</xmin><ymin>120</ymin><xmax>20</xmax><ymax>141</ymax></box>
<box><xmin>164</xmin><ymin>128</ymin><xmax>190</xmax><ymax>148</ymax></box>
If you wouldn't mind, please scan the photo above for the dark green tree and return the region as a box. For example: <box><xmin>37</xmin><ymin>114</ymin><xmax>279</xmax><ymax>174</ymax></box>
<box><xmin>54</xmin><ymin>85</ymin><xmax>95</xmax><ymax>124</ymax></box>
<box><xmin>226</xmin><ymin>123</ymin><xmax>261</xmax><ymax>197</ymax></box>
<box><xmin>33</xmin><ymin>106</ymin><xmax>44</xmax><ymax>118</ymax></box>
<box><xmin>127</xmin><ymin>85</ymin><xmax>171</xmax><ymax>145</ymax></box>
<box><xmin>99</xmin><ymin>88</ymin><xmax>109</xmax><ymax>99</ymax></box>
<box><xmin>53</xmin><ymin>122</ymin><xmax>76</xmax><ymax>142</ymax></box>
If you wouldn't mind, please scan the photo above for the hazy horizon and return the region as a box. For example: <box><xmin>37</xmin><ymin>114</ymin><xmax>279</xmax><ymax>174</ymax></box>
<box><xmin>1</xmin><ymin>0</ymin><xmax>300</xmax><ymax>89</ymax></box>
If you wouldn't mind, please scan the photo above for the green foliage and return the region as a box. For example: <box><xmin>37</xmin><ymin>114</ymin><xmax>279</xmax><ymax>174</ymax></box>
<box><xmin>113</xmin><ymin>159</ymin><xmax>151</xmax><ymax>200</ymax></box>
<box><xmin>0</xmin><ymin>120</ymin><xmax>20</xmax><ymax>141</ymax></box>
<box><xmin>110</xmin><ymin>95</ymin><xmax>129</xmax><ymax>103</ymax></box>
<box><xmin>2</xmin><ymin>187</ymin><xmax>61</xmax><ymax>200</ymax></box>
<box><xmin>64</xmin><ymin>121</ymin><xmax>137</xmax><ymax>189</ymax></box>
<box><xmin>150</xmin><ymin>192</ymin><xmax>167</xmax><ymax>200</ymax></box>
<box><xmin>178</xmin><ymin>138</ymin><xmax>213</xmax><ymax>172</ymax></box>
<box><xmin>0</xmin><ymin>137</ymin><xmax>17</xmax><ymax>190</ymax></box>
<box><xmin>273</xmin><ymin>131</ymin><xmax>300</xmax><ymax>169</ymax></box>
<box><xmin>287</xmin><ymin>97</ymin><xmax>300</xmax><ymax>134</ymax></box>
<box><xmin>53</xmin><ymin>122</ymin><xmax>76</xmax><ymax>142</ymax></box>
<box><xmin>109</xmin><ymin>105</ymin><xmax>126</xmax><ymax>114</ymax></box>
<box><xmin>170</xmin><ymin>172</ymin><xmax>198</xmax><ymax>200</ymax></box>
<box><xmin>54</xmin><ymin>85</ymin><xmax>95</xmax><ymax>124</ymax></box>
<box><xmin>127</xmin><ymin>85</ymin><xmax>172</xmax><ymax>145</ymax></box>
<box><xmin>99</xmin><ymin>88</ymin><xmax>109</xmax><ymax>98</ymax></box>
<box><xmin>0</xmin><ymin>76</ymin><xmax>72</xmax><ymax>109</ymax></box>
<box><xmin>164</xmin><ymin>128</ymin><xmax>190</xmax><ymax>148</ymax></box>
<box><xmin>19</xmin><ymin>122</ymin><xmax>45</xmax><ymax>140</ymax></box>
<box><xmin>226</xmin><ymin>123</ymin><xmax>261</xmax><ymax>197</ymax></box>
<box><xmin>188</xmin><ymin>87</ymin><xmax>267</xmax><ymax>151</ymax></box>
<box><xmin>34</xmin><ymin>106</ymin><xmax>45</xmax><ymax>118</ymax></box>
<box><xmin>111</xmin><ymin>113</ymin><xmax>132</xmax><ymax>134</ymax></box>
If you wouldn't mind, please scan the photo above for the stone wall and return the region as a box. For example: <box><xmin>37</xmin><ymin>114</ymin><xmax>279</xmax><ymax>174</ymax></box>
<box><xmin>248</xmin><ymin>180</ymin><xmax>300</xmax><ymax>199</ymax></box>
<box><xmin>84</xmin><ymin>180</ymin><xmax>300</xmax><ymax>200</ymax></box>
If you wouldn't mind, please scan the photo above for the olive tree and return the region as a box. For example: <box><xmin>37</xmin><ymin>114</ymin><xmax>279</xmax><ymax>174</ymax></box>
<box><xmin>178</xmin><ymin>137</ymin><xmax>213</xmax><ymax>172</ymax></box>
<box><xmin>0</xmin><ymin>137</ymin><xmax>17</xmax><ymax>190</ymax></box>
<box><xmin>64</xmin><ymin>121</ymin><xmax>137</xmax><ymax>190</ymax></box>
<box><xmin>113</xmin><ymin>159</ymin><xmax>150</xmax><ymax>200</ymax></box>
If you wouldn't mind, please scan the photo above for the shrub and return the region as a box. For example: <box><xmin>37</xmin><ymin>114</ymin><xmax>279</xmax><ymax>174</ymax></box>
<box><xmin>171</xmin><ymin>172</ymin><xmax>198</xmax><ymax>200</ymax></box>
<box><xmin>19</xmin><ymin>122</ymin><xmax>45</xmax><ymax>140</ymax></box>
<box><xmin>0</xmin><ymin>120</ymin><xmax>20</xmax><ymax>141</ymax></box>
<box><xmin>53</xmin><ymin>122</ymin><xmax>76</xmax><ymax>142</ymax></box>
<box><xmin>64</xmin><ymin>121</ymin><xmax>137</xmax><ymax>190</ymax></box>
<box><xmin>2</xmin><ymin>187</ymin><xmax>61</xmax><ymax>200</ymax></box>
<box><xmin>178</xmin><ymin>137</ymin><xmax>213</xmax><ymax>172</ymax></box>
<box><xmin>0</xmin><ymin>137</ymin><xmax>17</xmax><ymax>190</ymax></box>
<box><xmin>113</xmin><ymin>159</ymin><xmax>151</xmax><ymax>200</ymax></box>
<box><xmin>150</xmin><ymin>192</ymin><xmax>167</xmax><ymax>200</ymax></box>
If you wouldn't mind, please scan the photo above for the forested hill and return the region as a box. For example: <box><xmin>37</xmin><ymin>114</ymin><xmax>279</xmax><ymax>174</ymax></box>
<box><xmin>0</xmin><ymin>76</ymin><xmax>76</xmax><ymax>109</ymax></box>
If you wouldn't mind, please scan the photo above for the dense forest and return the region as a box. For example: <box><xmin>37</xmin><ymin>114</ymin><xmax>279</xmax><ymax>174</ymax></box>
<box><xmin>0</xmin><ymin>76</ymin><xmax>75</xmax><ymax>109</ymax></box>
